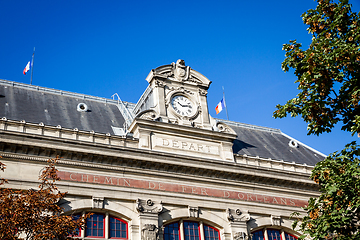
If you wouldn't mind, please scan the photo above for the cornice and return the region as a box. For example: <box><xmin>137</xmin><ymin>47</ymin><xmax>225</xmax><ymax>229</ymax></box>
<box><xmin>128</xmin><ymin>118</ymin><xmax>237</xmax><ymax>141</ymax></box>
<box><xmin>0</xmin><ymin>127</ymin><xmax>318</xmax><ymax>193</ymax></box>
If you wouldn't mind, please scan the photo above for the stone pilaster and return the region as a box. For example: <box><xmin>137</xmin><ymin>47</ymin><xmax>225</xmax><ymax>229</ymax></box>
<box><xmin>227</xmin><ymin>208</ymin><xmax>251</xmax><ymax>240</ymax></box>
<box><xmin>136</xmin><ymin>199</ymin><xmax>163</xmax><ymax>240</ymax></box>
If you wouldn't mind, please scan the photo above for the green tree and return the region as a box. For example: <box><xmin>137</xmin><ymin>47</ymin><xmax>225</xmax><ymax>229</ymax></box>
<box><xmin>0</xmin><ymin>157</ymin><xmax>89</xmax><ymax>240</ymax></box>
<box><xmin>273</xmin><ymin>0</ymin><xmax>360</xmax><ymax>239</ymax></box>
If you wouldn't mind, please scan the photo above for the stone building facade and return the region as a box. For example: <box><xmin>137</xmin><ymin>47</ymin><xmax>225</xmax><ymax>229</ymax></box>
<box><xmin>0</xmin><ymin>60</ymin><xmax>324</xmax><ymax>240</ymax></box>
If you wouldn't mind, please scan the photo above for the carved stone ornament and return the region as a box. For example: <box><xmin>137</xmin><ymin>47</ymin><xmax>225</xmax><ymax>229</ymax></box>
<box><xmin>167</xmin><ymin>86</ymin><xmax>194</xmax><ymax>96</ymax></box>
<box><xmin>155</xmin><ymin>80</ymin><xmax>165</xmax><ymax>87</ymax></box>
<box><xmin>137</xmin><ymin>110</ymin><xmax>160</xmax><ymax>121</ymax></box>
<box><xmin>141</xmin><ymin>224</ymin><xmax>159</xmax><ymax>240</ymax></box>
<box><xmin>172</xmin><ymin>59</ymin><xmax>190</xmax><ymax>82</ymax></box>
<box><xmin>271</xmin><ymin>215</ymin><xmax>282</xmax><ymax>226</ymax></box>
<box><xmin>234</xmin><ymin>232</ymin><xmax>248</xmax><ymax>240</ymax></box>
<box><xmin>136</xmin><ymin>198</ymin><xmax>163</xmax><ymax>214</ymax></box>
<box><xmin>199</xmin><ymin>88</ymin><xmax>208</xmax><ymax>96</ymax></box>
<box><xmin>188</xmin><ymin>206</ymin><xmax>199</xmax><ymax>218</ymax></box>
<box><xmin>227</xmin><ymin>208</ymin><xmax>250</xmax><ymax>222</ymax></box>
<box><xmin>215</xmin><ymin>122</ymin><xmax>237</xmax><ymax>134</ymax></box>
<box><xmin>92</xmin><ymin>196</ymin><xmax>104</xmax><ymax>209</ymax></box>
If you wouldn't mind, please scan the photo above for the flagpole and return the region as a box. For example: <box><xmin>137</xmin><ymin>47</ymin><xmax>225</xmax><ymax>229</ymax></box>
<box><xmin>222</xmin><ymin>86</ymin><xmax>229</xmax><ymax>120</ymax></box>
<box><xmin>30</xmin><ymin>47</ymin><xmax>35</xmax><ymax>85</ymax></box>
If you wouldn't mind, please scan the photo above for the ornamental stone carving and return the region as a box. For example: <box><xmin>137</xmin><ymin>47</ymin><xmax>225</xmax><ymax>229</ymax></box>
<box><xmin>199</xmin><ymin>88</ymin><xmax>208</xmax><ymax>96</ymax></box>
<box><xmin>167</xmin><ymin>86</ymin><xmax>194</xmax><ymax>97</ymax></box>
<box><xmin>172</xmin><ymin>59</ymin><xmax>190</xmax><ymax>82</ymax></box>
<box><xmin>155</xmin><ymin>80</ymin><xmax>165</xmax><ymax>87</ymax></box>
<box><xmin>137</xmin><ymin>110</ymin><xmax>160</xmax><ymax>121</ymax></box>
<box><xmin>188</xmin><ymin>206</ymin><xmax>199</xmax><ymax>218</ymax></box>
<box><xmin>92</xmin><ymin>196</ymin><xmax>104</xmax><ymax>209</ymax></box>
<box><xmin>136</xmin><ymin>198</ymin><xmax>163</xmax><ymax>214</ymax></box>
<box><xmin>216</xmin><ymin>122</ymin><xmax>237</xmax><ymax>134</ymax></box>
<box><xmin>141</xmin><ymin>224</ymin><xmax>159</xmax><ymax>240</ymax></box>
<box><xmin>227</xmin><ymin>208</ymin><xmax>250</xmax><ymax>222</ymax></box>
<box><xmin>271</xmin><ymin>215</ymin><xmax>282</xmax><ymax>226</ymax></box>
<box><xmin>234</xmin><ymin>232</ymin><xmax>248</xmax><ymax>240</ymax></box>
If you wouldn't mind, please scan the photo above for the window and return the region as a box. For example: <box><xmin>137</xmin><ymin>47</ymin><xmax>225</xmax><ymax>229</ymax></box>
<box><xmin>267</xmin><ymin>230</ymin><xmax>281</xmax><ymax>240</ymax></box>
<box><xmin>252</xmin><ymin>229</ymin><xmax>298</xmax><ymax>240</ymax></box>
<box><xmin>203</xmin><ymin>225</ymin><xmax>220</xmax><ymax>240</ymax></box>
<box><xmin>164</xmin><ymin>222</ymin><xmax>180</xmax><ymax>240</ymax></box>
<box><xmin>284</xmin><ymin>233</ymin><xmax>297</xmax><ymax>240</ymax></box>
<box><xmin>110</xmin><ymin>216</ymin><xmax>127</xmax><ymax>239</ymax></box>
<box><xmin>184</xmin><ymin>221</ymin><xmax>200</xmax><ymax>240</ymax></box>
<box><xmin>71</xmin><ymin>212</ymin><xmax>128</xmax><ymax>239</ymax></box>
<box><xmin>70</xmin><ymin>214</ymin><xmax>81</xmax><ymax>237</ymax></box>
<box><xmin>252</xmin><ymin>230</ymin><xmax>264</xmax><ymax>240</ymax></box>
<box><xmin>86</xmin><ymin>213</ymin><xmax>105</xmax><ymax>237</ymax></box>
<box><xmin>164</xmin><ymin>221</ymin><xmax>220</xmax><ymax>240</ymax></box>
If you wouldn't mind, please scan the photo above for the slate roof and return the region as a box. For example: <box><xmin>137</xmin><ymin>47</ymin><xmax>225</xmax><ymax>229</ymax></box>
<box><xmin>0</xmin><ymin>79</ymin><xmax>325</xmax><ymax>166</ymax></box>
<box><xmin>0</xmin><ymin>80</ymin><xmax>126</xmax><ymax>134</ymax></box>
<box><xmin>226</xmin><ymin>120</ymin><xmax>325</xmax><ymax>165</ymax></box>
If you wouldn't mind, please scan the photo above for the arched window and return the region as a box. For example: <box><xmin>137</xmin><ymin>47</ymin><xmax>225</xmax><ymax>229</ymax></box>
<box><xmin>70</xmin><ymin>212</ymin><xmax>128</xmax><ymax>239</ymax></box>
<box><xmin>252</xmin><ymin>229</ymin><xmax>298</xmax><ymax>240</ymax></box>
<box><xmin>164</xmin><ymin>220</ymin><xmax>220</xmax><ymax>240</ymax></box>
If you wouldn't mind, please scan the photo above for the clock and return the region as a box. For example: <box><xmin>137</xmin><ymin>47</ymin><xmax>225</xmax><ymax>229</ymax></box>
<box><xmin>171</xmin><ymin>95</ymin><xmax>194</xmax><ymax>117</ymax></box>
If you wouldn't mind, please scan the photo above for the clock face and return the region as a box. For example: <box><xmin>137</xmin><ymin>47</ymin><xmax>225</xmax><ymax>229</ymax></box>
<box><xmin>171</xmin><ymin>95</ymin><xmax>194</xmax><ymax>117</ymax></box>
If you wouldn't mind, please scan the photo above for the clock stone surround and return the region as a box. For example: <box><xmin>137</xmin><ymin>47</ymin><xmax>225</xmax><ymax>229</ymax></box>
<box><xmin>129</xmin><ymin>60</ymin><xmax>237</xmax><ymax>162</ymax></box>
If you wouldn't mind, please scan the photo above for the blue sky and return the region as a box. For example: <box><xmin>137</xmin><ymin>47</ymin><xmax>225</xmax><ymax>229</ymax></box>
<box><xmin>1</xmin><ymin>0</ymin><xmax>359</xmax><ymax>156</ymax></box>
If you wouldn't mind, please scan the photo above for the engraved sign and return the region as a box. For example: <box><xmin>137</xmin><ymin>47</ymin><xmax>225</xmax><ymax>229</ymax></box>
<box><xmin>154</xmin><ymin>136</ymin><xmax>220</xmax><ymax>156</ymax></box>
<box><xmin>58</xmin><ymin>171</ymin><xmax>308</xmax><ymax>207</ymax></box>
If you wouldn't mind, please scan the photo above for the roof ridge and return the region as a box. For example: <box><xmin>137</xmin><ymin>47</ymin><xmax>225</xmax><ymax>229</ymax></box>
<box><xmin>216</xmin><ymin>118</ymin><xmax>282</xmax><ymax>133</ymax></box>
<box><xmin>0</xmin><ymin>79</ymin><xmax>135</xmax><ymax>106</ymax></box>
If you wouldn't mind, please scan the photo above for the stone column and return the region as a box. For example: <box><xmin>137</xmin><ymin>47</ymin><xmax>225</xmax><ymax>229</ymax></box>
<box><xmin>227</xmin><ymin>208</ymin><xmax>250</xmax><ymax>240</ymax></box>
<box><xmin>136</xmin><ymin>198</ymin><xmax>163</xmax><ymax>240</ymax></box>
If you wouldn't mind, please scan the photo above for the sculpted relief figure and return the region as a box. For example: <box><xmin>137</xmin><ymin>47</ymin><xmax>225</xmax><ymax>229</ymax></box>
<box><xmin>172</xmin><ymin>59</ymin><xmax>190</xmax><ymax>82</ymax></box>
<box><xmin>142</xmin><ymin>224</ymin><xmax>159</xmax><ymax>240</ymax></box>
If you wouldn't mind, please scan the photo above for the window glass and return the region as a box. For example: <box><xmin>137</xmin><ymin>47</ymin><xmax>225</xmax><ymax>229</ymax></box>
<box><xmin>110</xmin><ymin>216</ymin><xmax>127</xmax><ymax>239</ymax></box>
<box><xmin>164</xmin><ymin>222</ymin><xmax>180</xmax><ymax>240</ymax></box>
<box><xmin>285</xmin><ymin>233</ymin><xmax>297</xmax><ymax>240</ymax></box>
<box><xmin>267</xmin><ymin>230</ymin><xmax>281</xmax><ymax>240</ymax></box>
<box><xmin>184</xmin><ymin>222</ymin><xmax>200</xmax><ymax>240</ymax></box>
<box><xmin>86</xmin><ymin>213</ymin><xmax>105</xmax><ymax>237</ymax></box>
<box><xmin>252</xmin><ymin>230</ymin><xmax>264</xmax><ymax>240</ymax></box>
<box><xmin>204</xmin><ymin>224</ymin><xmax>219</xmax><ymax>240</ymax></box>
<box><xmin>69</xmin><ymin>214</ymin><xmax>81</xmax><ymax>237</ymax></box>
<box><xmin>252</xmin><ymin>229</ymin><xmax>298</xmax><ymax>240</ymax></box>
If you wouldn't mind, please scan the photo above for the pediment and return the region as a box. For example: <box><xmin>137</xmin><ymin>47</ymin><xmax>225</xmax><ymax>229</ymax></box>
<box><xmin>146</xmin><ymin>59</ymin><xmax>211</xmax><ymax>87</ymax></box>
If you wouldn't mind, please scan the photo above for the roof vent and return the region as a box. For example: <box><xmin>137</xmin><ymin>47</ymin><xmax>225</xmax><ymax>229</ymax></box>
<box><xmin>77</xmin><ymin>103</ymin><xmax>88</xmax><ymax>112</ymax></box>
<box><xmin>288</xmin><ymin>139</ymin><xmax>299</xmax><ymax>148</ymax></box>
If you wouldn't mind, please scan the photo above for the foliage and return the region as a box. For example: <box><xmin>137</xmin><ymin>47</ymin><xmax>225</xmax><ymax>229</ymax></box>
<box><xmin>292</xmin><ymin>142</ymin><xmax>360</xmax><ymax>239</ymax></box>
<box><xmin>273</xmin><ymin>0</ymin><xmax>360</xmax><ymax>239</ymax></box>
<box><xmin>274</xmin><ymin>0</ymin><xmax>360</xmax><ymax>136</ymax></box>
<box><xmin>0</xmin><ymin>157</ymin><xmax>88</xmax><ymax>240</ymax></box>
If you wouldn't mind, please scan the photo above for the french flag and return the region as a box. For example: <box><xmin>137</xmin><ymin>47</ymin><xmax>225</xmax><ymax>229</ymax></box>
<box><xmin>23</xmin><ymin>61</ymin><xmax>31</xmax><ymax>75</ymax></box>
<box><xmin>215</xmin><ymin>98</ymin><xmax>226</xmax><ymax>114</ymax></box>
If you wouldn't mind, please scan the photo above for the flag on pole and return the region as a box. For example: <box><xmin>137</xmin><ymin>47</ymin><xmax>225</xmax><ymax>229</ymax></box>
<box><xmin>215</xmin><ymin>98</ymin><xmax>226</xmax><ymax>114</ymax></box>
<box><xmin>23</xmin><ymin>61</ymin><xmax>31</xmax><ymax>75</ymax></box>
